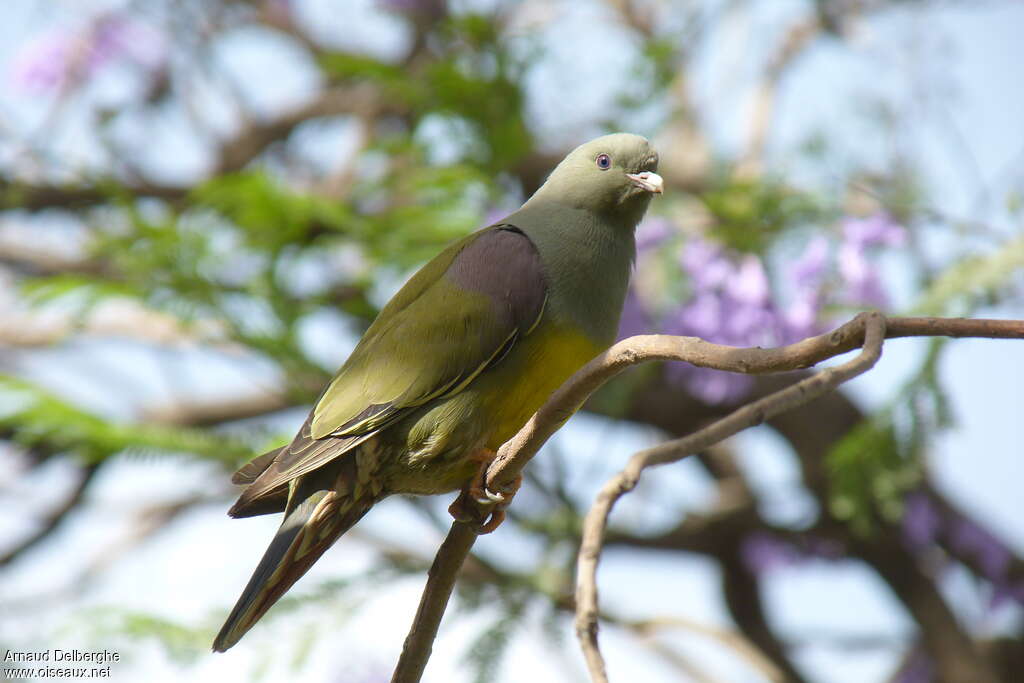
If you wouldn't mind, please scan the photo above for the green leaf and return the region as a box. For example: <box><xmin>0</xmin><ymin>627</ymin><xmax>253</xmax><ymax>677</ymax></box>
<box><xmin>826</xmin><ymin>415</ymin><xmax>906</xmax><ymax>535</ymax></box>
<box><xmin>317</xmin><ymin>52</ymin><xmax>407</xmax><ymax>87</ymax></box>
<box><xmin>192</xmin><ymin>171</ymin><xmax>358</xmax><ymax>250</ymax></box>
<box><xmin>67</xmin><ymin>608</ymin><xmax>210</xmax><ymax>665</ymax></box>
<box><xmin>700</xmin><ymin>176</ymin><xmax>825</xmax><ymax>253</ymax></box>
<box><xmin>465</xmin><ymin>594</ymin><xmax>527</xmax><ymax>683</ymax></box>
<box><xmin>914</xmin><ymin>234</ymin><xmax>1024</xmax><ymax>316</ymax></box>
<box><xmin>0</xmin><ymin>375</ymin><xmax>248</xmax><ymax>464</ymax></box>
<box><xmin>20</xmin><ymin>275</ymin><xmax>140</xmax><ymax>312</ymax></box>
<box><xmin>826</xmin><ymin>340</ymin><xmax>952</xmax><ymax>535</ymax></box>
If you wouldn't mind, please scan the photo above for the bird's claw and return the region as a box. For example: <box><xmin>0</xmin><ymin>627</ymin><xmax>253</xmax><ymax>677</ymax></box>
<box><xmin>447</xmin><ymin>493</ymin><xmax>479</xmax><ymax>524</ymax></box>
<box><xmin>481</xmin><ymin>487</ymin><xmax>507</xmax><ymax>505</ymax></box>
<box><xmin>449</xmin><ymin>449</ymin><xmax>522</xmax><ymax>534</ymax></box>
<box><xmin>476</xmin><ymin>508</ymin><xmax>506</xmax><ymax>535</ymax></box>
<box><xmin>470</xmin><ymin>476</ymin><xmax>520</xmax><ymax>506</ymax></box>
<box><xmin>466</xmin><ymin>475</ymin><xmax>522</xmax><ymax>534</ymax></box>
<box><xmin>447</xmin><ymin>488</ymin><xmax>507</xmax><ymax>534</ymax></box>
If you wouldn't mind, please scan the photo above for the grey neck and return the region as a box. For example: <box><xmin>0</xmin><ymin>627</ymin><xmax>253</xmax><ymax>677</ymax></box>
<box><xmin>510</xmin><ymin>198</ymin><xmax>637</xmax><ymax>345</ymax></box>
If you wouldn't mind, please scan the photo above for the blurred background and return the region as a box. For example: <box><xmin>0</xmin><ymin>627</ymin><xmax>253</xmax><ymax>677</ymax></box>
<box><xmin>1</xmin><ymin>1</ymin><xmax>1022</xmax><ymax>681</ymax></box>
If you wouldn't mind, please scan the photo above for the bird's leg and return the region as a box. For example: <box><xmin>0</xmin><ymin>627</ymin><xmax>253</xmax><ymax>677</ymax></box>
<box><xmin>471</xmin><ymin>468</ymin><xmax>522</xmax><ymax>535</ymax></box>
<box><xmin>447</xmin><ymin>448</ymin><xmax>522</xmax><ymax>534</ymax></box>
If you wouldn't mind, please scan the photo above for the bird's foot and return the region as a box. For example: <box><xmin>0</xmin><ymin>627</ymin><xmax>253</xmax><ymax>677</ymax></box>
<box><xmin>447</xmin><ymin>449</ymin><xmax>522</xmax><ymax>534</ymax></box>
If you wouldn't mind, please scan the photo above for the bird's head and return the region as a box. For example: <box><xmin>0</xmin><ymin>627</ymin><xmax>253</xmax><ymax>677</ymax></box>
<box><xmin>533</xmin><ymin>133</ymin><xmax>662</xmax><ymax>222</ymax></box>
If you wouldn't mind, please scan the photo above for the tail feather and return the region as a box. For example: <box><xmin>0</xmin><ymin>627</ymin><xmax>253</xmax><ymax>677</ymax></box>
<box><xmin>213</xmin><ymin>462</ymin><xmax>376</xmax><ymax>652</ymax></box>
<box><xmin>231</xmin><ymin>447</ymin><xmax>283</xmax><ymax>485</ymax></box>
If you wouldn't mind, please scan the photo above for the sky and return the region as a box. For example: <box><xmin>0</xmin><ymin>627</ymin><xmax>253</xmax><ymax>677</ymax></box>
<box><xmin>1</xmin><ymin>1</ymin><xmax>1022</xmax><ymax>682</ymax></box>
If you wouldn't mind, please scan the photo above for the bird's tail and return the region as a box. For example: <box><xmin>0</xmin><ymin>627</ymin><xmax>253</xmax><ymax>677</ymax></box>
<box><xmin>212</xmin><ymin>460</ymin><xmax>377</xmax><ymax>652</ymax></box>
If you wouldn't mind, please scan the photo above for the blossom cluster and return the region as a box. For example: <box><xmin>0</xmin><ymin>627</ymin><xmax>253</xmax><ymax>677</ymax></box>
<box><xmin>10</xmin><ymin>13</ymin><xmax>165</xmax><ymax>94</ymax></box>
<box><xmin>902</xmin><ymin>491</ymin><xmax>1024</xmax><ymax>608</ymax></box>
<box><xmin>739</xmin><ymin>531</ymin><xmax>844</xmax><ymax>573</ymax></box>
<box><xmin>621</xmin><ymin>213</ymin><xmax>906</xmax><ymax>403</ymax></box>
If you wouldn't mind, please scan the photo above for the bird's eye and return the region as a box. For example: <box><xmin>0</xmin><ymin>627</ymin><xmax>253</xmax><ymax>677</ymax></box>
<box><xmin>596</xmin><ymin>153</ymin><xmax>611</xmax><ymax>170</ymax></box>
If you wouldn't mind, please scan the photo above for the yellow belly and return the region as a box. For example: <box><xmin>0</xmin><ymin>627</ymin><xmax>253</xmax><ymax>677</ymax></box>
<box><xmin>475</xmin><ymin>322</ymin><xmax>602</xmax><ymax>449</ymax></box>
<box><xmin>383</xmin><ymin>322</ymin><xmax>602</xmax><ymax>495</ymax></box>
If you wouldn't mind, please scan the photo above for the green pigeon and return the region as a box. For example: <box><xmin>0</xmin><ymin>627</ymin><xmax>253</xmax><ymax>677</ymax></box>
<box><xmin>213</xmin><ymin>133</ymin><xmax>662</xmax><ymax>652</ymax></box>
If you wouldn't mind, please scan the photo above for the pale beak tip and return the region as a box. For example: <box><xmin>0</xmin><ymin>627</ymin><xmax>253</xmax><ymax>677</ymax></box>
<box><xmin>629</xmin><ymin>171</ymin><xmax>665</xmax><ymax>195</ymax></box>
<box><xmin>649</xmin><ymin>172</ymin><xmax>664</xmax><ymax>194</ymax></box>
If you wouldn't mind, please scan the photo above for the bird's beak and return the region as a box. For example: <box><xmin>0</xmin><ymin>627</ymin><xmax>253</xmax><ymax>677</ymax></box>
<box><xmin>627</xmin><ymin>171</ymin><xmax>664</xmax><ymax>194</ymax></box>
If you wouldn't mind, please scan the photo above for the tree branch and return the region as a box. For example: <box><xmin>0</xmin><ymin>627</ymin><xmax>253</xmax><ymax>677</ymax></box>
<box><xmin>574</xmin><ymin>312</ymin><xmax>887</xmax><ymax>682</ymax></box>
<box><xmin>618</xmin><ymin>614</ymin><xmax>785</xmax><ymax>683</ymax></box>
<box><xmin>141</xmin><ymin>392</ymin><xmax>291</xmax><ymax>427</ymax></box>
<box><xmin>0</xmin><ymin>462</ymin><xmax>101</xmax><ymax>567</ymax></box>
<box><xmin>390</xmin><ymin>313</ymin><xmax>1024</xmax><ymax>682</ymax></box>
<box><xmin>390</xmin><ymin>522</ymin><xmax>478</xmax><ymax>683</ymax></box>
<box><xmin>1</xmin><ymin>84</ymin><xmax>400</xmax><ymax>212</ymax></box>
<box><xmin>853</xmin><ymin>527</ymin><xmax>1001</xmax><ymax>683</ymax></box>
<box><xmin>741</xmin><ymin>17</ymin><xmax>821</xmax><ymax>172</ymax></box>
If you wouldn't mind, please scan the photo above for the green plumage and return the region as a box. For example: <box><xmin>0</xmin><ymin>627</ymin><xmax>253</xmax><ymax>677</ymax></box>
<box><xmin>213</xmin><ymin>133</ymin><xmax>661</xmax><ymax>651</ymax></box>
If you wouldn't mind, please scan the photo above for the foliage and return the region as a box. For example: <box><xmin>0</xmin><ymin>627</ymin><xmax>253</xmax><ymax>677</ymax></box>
<box><xmin>0</xmin><ymin>375</ymin><xmax>249</xmax><ymax>464</ymax></box>
<box><xmin>1</xmin><ymin>1</ymin><xmax>1022</xmax><ymax>682</ymax></box>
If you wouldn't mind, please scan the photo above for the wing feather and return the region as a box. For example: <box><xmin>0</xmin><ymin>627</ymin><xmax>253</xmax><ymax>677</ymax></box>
<box><xmin>229</xmin><ymin>225</ymin><xmax>547</xmax><ymax>507</ymax></box>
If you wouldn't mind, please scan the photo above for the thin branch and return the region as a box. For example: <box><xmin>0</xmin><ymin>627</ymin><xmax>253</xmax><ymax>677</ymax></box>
<box><xmin>141</xmin><ymin>392</ymin><xmax>290</xmax><ymax>427</ymax></box>
<box><xmin>0</xmin><ymin>462</ymin><xmax>101</xmax><ymax>567</ymax></box>
<box><xmin>390</xmin><ymin>522</ymin><xmax>478</xmax><ymax>683</ymax></box>
<box><xmin>575</xmin><ymin>313</ymin><xmax>886</xmax><ymax>681</ymax></box>
<box><xmin>0</xmin><ymin>490</ymin><xmax>220</xmax><ymax>612</ymax></box>
<box><xmin>0</xmin><ymin>84</ymin><xmax>398</xmax><ymax>212</ymax></box>
<box><xmin>719</xmin><ymin>548</ymin><xmax>808</xmax><ymax>683</ymax></box>
<box><xmin>391</xmin><ymin>313</ymin><xmax>1024</xmax><ymax>682</ymax></box>
<box><xmin>922</xmin><ymin>480</ymin><xmax>1024</xmax><ymax>585</ymax></box>
<box><xmin>885</xmin><ymin>316</ymin><xmax>1024</xmax><ymax>340</ymax></box>
<box><xmin>621</xmin><ymin>615</ymin><xmax>784</xmax><ymax>683</ymax></box>
<box><xmin>853</xmin><ymin>527</ymin><xmax>1001</xmax><ymax>683</ymax></box>
<box><xmin>487</xmin><ymin>315</ymin><xmax>1024</xmax><ymax>497</ymax></box>
<box><xmin>740</xmin><ymin>17</ymin><xmax>821</xmax><ymax>172</ymax></box>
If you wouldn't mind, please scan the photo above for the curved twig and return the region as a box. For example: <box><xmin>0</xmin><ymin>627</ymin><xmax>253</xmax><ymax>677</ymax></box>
<box><xmin>391</xmin><ymin>314</ymin><xmax>1024</xmax><ymax>682</ymax></box>
<box><xmin>0</xmin><ymin>462</ymin><xmax>101</xmax><ymax>567</ymax></box>
<box><xmin>574</xmin><ymin>312</ymin><xmax>886</xmax><ymax>681</ymax></box>
<box><xmin>390</xmin><ymin>522</ymin><xmax>478</xmax><ymax>683</ymax></box>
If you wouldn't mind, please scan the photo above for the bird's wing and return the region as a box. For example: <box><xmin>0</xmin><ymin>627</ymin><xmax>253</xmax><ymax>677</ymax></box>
<box><xmin>231</xmin><ymin>225</ymin><xmax>547</xmax><ymax>506</ymax></box>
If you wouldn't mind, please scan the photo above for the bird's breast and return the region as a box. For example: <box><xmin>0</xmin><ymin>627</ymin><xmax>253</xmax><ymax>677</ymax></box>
<box><xmin>475</xmin><ymin>320</ymin><xmax>603</xmax><ymax>450</ymax></box>
<box><xmin>381</xmin><ymin>320</ymin><xmax>602</xmax><ymax>496</ymax></box>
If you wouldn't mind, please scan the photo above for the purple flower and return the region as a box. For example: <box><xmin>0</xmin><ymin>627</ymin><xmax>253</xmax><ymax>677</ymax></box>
<box><xmin>949</xmin><ymin>518</ymin><xmax>1011</xmax><ymax>579</ymax></box>
<box><xmin>482</xmin><ymin>206</ymin><xmax>510</xmax><ymax>226</ymax></box>
<box><xmin>681</xmin><ymin>238</ymin><xmax>732</xmax><ymax>290</ymax></box>
<box><xmin>671</xmin><ymin>291</ymin><xmax>721</xmax><ymax>340</ymax></box>
<box><xmin>668</xmin><ymin>364</ymin><xmax>753</xmax><ymax>404</ymax></box>
<box><xmin>10</xmin><ymin>30</ymin><xmax>72</xmax><ymax>92</ymax></box>
<box><xmin>643</xmin><ymin>222</ymin><xmax>899</xmax><ymax>404</ymax></box>
<box><xmin>741</xmin><ymin>533</ymin><xmax>847</xmax><ymax>574</ymax></box>
<box><xmin>783</xmin><ymin>288</ymin><xmax>822</xmax><ymax>342</ymax></box>
<box><xmin>838</xmin><ymin>240</ymin><xmax>888</xmax><ymax>307</ymax></box>
<box><xmin>617</xmin><ymin>288</ymin><xmax>651</xmax><ymax>339</ymax></box>
<box><xmin>781</xmin><ymin>236</ymin><xmax>831</xmax><ymax>341</ymax></box>
<box><xmin>9</xmin><ymin>15</ymin><xmax>165</xmax><ymax>93</ymax></box>
<box><xmin>668</xmin><ymin>238</ymin><xmax>788</xmax><ymax>402</ymax></box>
<box><xmin>991</xmin><ymin>580</ymin><xmax>1024</xmax><ymax>610</ymax></box>
<box><xmin>741</xmin><ymin>532</ymin><xmax>800</xmax><ymax>573</ymax></box>
<box><xmin>893</xmin><ymin>647</ymin><xmax>934</xmax><ymax>683</ymax></box>
<box><xmin>636</xmin><ymin>217</ymin><xmax>672</xmax><ymax>253</ymax></box>
<box><xmin>841</xmin><ymin>213</ymin><xmax>906</xmax><ymax>248</ymax></box>
<box><xmin>727</xmin><ymin>255</ymin><xmax>770</xmax><ymax>306</ymax></box>
<box><xmin>901</xmin><ymin>492</ymin><xmax>942</xmax><ymax>548</ymax></box>
<box><xmin>791</xmin><ymin>235</ymin><xmax>830</xmax><ymax>288</ymax></box>
<box><xmin>835</xmin><ymin>213</ymin><xmax>905</xmax><ymax>308</ymax></box>
<box><xmin>90</xmin><ymin>16</ymin><xmax>165</xmax><ymax>70</ymax></box>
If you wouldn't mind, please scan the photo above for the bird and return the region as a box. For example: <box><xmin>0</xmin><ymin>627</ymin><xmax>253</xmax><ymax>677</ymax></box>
<box><xmin>213</xmin><ymin>133</ymin><xmax>663</xmax><ymax>652</ymax></box>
